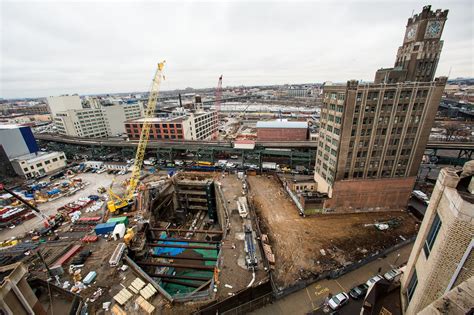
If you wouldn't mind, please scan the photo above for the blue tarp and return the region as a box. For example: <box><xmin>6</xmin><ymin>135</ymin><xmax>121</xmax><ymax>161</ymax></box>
<box><xmin>47</xmin><ymin>188</ymin><xmax>61</xmax><ymax>195</ymax></box>
<box><xmin>153</xmin><ymin>232</ymin><xmax>185</xmax><ymax>256</ymax></box>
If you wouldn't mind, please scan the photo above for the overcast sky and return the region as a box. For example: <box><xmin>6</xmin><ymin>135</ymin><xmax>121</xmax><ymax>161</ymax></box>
<box><xmin>1</xmin><ymin>0</ymin><xmax>472</xmax><ymax>99</ymax></box>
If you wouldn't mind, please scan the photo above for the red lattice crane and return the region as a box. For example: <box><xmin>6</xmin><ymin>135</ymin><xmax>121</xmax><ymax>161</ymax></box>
<box><xmin>213</xmin><ymin>75</ymin><xmax>223</xmax><ymax>140</ymax></box>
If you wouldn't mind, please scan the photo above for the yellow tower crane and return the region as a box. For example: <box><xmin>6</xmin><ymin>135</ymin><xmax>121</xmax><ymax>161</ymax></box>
<box><xmin>107</xmin><ymin>61</ymin><xmax>165</xmax><ymax>213</ymax></box>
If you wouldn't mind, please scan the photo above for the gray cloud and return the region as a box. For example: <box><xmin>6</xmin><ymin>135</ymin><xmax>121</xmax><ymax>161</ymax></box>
<box><xmin>1</xmin><ymin>0</ymin><xmax>473</xmax><ymax>98</ymax></box>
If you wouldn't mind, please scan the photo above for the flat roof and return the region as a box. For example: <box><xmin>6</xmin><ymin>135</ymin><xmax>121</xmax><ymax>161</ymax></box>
<box><xmin>256</xmin><ymin>120</ymin><xmax>308</xmax><ymax>129</ymax></box>
<box><xmin>12</xmin><ymin>151</ymin><xmax>63</xmax><ymax>163</ymax></box>
<box><xmin>0</xmin><ymin>124</ymin><xmax>24</xmax><ymax>130</ymax></box>
<box><xmin>126</xmin><ymin>116</ymin><xmax>185</xmax><ymax>123</ymax></box>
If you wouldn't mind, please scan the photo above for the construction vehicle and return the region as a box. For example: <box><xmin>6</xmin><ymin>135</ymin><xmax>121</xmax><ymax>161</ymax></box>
<box><xmin>0</xmin><ymin>183</ymin><xmax>56</xmax><ymax>228</ymax></box>
<box><xmin>107</xmin><ymin>61</ymin><xmax>166</xmax><ymax>213</ymax></box>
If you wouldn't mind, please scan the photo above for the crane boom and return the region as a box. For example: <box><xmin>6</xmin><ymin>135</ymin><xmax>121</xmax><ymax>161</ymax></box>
<box><xmin>107</xmin><ymin>61</ymin><xmax>165</xmax><ymax>213</ymax></box>
<box><xmin>213</xmin><ymin>75</ymin><xmax>223</xmax><ymax>139</ymax></box>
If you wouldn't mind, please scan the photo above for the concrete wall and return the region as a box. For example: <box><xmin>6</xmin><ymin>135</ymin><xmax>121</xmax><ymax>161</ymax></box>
<box><xmin>257</xmin><ymin>128</ymin><xmax>307</xmax><ymax>141</ymax></box>
<box><xmin>323</xmin><ymin>176</ymin><xmax>416</xmax><ymax>213</ymax></box>
<box><xmin>102</xmin><ymin>105</ymin><xmax>127</xmax><ymax>136</ymax></box>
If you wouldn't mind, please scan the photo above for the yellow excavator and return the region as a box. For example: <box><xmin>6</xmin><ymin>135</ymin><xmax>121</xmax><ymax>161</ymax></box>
<box><xmin>107</xmin><ymin>61</ymin><xmax>165</xmax><ymax>213</ymax></box>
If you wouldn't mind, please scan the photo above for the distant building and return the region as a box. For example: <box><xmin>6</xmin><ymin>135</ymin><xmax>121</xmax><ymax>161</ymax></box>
<box><xmin>53</xmin><ymin>102</ymin><xmax>143</xmax><ymax>138</ymax></box>
<box><xmin>400</xmin><ymin>161</ymin><xmax>474</xmax><ymax>314</ymax></box>
<box><xmin>54</xmin><ymin>108</ymin><xmax>108</xmax><ymax>138</ymax></box>
<box><xmin>0</xmin><ymin>125</ymin><xmax>38</xmax><ymax>159</ymax></box>
<box><xmin>125</xmin><ymin>110</ymin><xmax>217</xmax><ymax>141</ymax></box>
<box><xmin>313</xmin><ymin>6</ymin><xmax>448</xmax><ymax>213</ymax></box>
<box><xmin>256</xmin><ymin>119</ymin><xmax>308</xmax><ymax>141</ymax></box>
<box><xmin>287</xmin><ymin>88</ymin><xmax>311</xmax><ymax>98</ymax></box>
<box><xmin>10</xmin><ymin>151</ymin><xmax>67</xmax><ymax>178</ymax></box>
<box><xmin>46</xmin><ymin>95</ymin><xmax>83</xmax><ymax>117</ymax></box>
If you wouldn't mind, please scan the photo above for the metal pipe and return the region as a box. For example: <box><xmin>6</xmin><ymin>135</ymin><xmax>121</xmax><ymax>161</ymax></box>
<box><xmin>136</xmin><ymin>261</ymin><xmax>215</xmax><ymax>271</ymax></box>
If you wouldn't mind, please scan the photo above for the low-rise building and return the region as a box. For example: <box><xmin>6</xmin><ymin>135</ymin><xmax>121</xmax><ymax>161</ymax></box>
<box><xmin>125</xmin><ymin>110</ymin><xmax>217</xmax><ymax>141</ymax></box>
<box><xmin>256</xmin><ymin>119</ymin><xmax>308</xmax><ymax>141</ymax></box>
<box><xmin>10</xmin><ymin>151</ymin><xmax>67</xmax><ymax>178</ymax></box>
<box><xmin>400</xmin><ymin>161</ymin><xmax>474</xmax><ymax>314</ymax></box>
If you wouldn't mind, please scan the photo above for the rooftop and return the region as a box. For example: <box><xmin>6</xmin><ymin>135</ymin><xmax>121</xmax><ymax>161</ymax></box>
<box><xmin>11</xmin><ymin>151</ymin><xmax>63</xmax><ymax>163</ymax></box>
<box><xmin>126</xmin><ymin>116</ymin><xmax>185</xmax><ymax>123</ymax></box>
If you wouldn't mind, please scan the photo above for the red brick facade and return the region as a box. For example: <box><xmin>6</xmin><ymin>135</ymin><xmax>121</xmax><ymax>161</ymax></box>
<box><xmin>257</xmin><ymin>128</ymin><xmax>308</xmax><ymax>141</ymax></box>
<box><xmin>323</xmin><ymin>176</ymin><xmax>416</xmax><ymax>213</ymax></box>
<box><xmin>125</xmin><ymin>121</ymin><xmax>184</xmax><ymax>140</ymax></box>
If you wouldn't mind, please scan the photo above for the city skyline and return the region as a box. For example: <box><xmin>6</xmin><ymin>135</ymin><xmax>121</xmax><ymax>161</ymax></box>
<box><xmin>2</xmin><ymin>0</ymin><xmax>473</xmax><ymax>99</ymax></box>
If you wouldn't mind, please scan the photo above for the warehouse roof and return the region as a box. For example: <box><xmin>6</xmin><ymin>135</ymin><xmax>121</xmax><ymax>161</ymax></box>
<box><xmin>256</xmin><ymin>120</ymin><xmax>308</xmax><ymax>129</ymax></box>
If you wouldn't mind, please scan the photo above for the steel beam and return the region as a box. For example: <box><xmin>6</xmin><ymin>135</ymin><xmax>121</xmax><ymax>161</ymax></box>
<box><xmin>148</xmin><ymin>238</ymin><xmax>220</xmax><ymax>244</ymax></box>
<box><xmin>136</xmin><ymin>261</ymin><xmax>215</xmax><ymax>270</ymax></box>
<box><xmin>151</xmin><ymin>254</ymin><xmax>217</xmax><ymax>261</ymax></box>
<box><xmin>149</xmin><ymin>228</ymin><xmax>223</xmax><ymax>234</ymax></box>
<box><xmin>159</xmin><ymin>278</ymin><xmax>202</xmax><ymax>288</ymax></box>
<box><xmin>148</xmin><ymin>273</ymin><xmax>212</xmax><ymax>281</ymax></box>
<box><xmin>147</xmin><ymin>243</ymin><xmax>218</xmax><ymax>250</ymax></box>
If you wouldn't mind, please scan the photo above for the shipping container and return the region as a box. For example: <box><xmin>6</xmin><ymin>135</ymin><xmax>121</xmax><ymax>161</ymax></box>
<box><xmin>95</xmin><ymin>222</ymin><xmax>117</xmax><ymax>235</ymax></box>
<box><xmin>107</xmin><ymin>216</ymin><xmax>129</xmax><ymax>227</ymax></box>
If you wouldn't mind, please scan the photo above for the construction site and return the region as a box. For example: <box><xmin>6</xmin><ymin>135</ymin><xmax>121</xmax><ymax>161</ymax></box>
<box><xmin>0</xmin><ymin>62</ymin><xmax>420</xmax><ymax>314</ymax></box>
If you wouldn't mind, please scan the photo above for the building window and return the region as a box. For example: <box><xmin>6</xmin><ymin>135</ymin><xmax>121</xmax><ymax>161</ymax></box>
<box><xmin>423</xmin><ymin>212</ymin><xmax>442</xmax><ymax>258</ymax></box>
<box><xmin>45</xmin><ymin>160</ymin><xmax>51</xmax><ymax>165</ymax></box>
<box><xmin>406</xmin><ymin>270</ymin><xmax>418</xmax><ymax>302</ymax></box>
<box><xmin>52</xmin><ymin>158</ymin><xmax>58</xmax><ymax>162</ymax></box>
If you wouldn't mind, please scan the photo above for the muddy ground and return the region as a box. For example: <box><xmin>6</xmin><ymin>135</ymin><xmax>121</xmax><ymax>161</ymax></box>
<box><xmin>247</xmin><ymin>175</ymin><xmax>420</xmax><ymax>288</ymax></box>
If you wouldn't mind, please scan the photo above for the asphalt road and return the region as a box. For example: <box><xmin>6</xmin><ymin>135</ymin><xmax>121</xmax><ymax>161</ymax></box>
<box><xmin>251</xmin><ymin>242</ymin><xmax>413</xmax><ymax>315</ymax></box>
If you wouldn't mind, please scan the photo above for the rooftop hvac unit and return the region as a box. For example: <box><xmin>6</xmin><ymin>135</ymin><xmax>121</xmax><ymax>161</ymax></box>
<box><xmin>109</xmin><ymin>243</ymin><xmax>126</xmax><ymax>267</ymax></box>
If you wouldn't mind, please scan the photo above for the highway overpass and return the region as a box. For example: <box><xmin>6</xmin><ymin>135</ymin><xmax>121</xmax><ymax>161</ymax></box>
<box><xmin>35</xmin><ymin>133</ymin><xmax>474</xmax><ymax>151</ymax></box>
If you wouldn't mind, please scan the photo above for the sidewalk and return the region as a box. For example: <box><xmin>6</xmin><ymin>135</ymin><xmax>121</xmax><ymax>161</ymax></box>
<box><xmin>251</xmin><ymin>242</ymin><xmax>414</xmax><ymax>315</ymax></box>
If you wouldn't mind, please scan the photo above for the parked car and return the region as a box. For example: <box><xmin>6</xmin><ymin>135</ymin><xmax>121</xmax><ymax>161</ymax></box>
<box><xmin>366</xmin><ymin>275</ymin><xmax>383</xmax><ymax>287</ymax></box>
<box><xmin>383</xmin><ymin>268</ymin><xmax>403</xmax><ymax>282</ymax></box>
<box><xmin>349</xmin><ymin>283</ymin><xmax>369</xmax><ymax>299</ymax></box>
<box><xmin>328</xmin><ymin>292</ymin><xmax>349</xmax><ymax>310</ymax></box>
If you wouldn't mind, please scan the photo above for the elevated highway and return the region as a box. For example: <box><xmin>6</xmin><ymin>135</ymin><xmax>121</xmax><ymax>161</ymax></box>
<box><xmin>35</xmin><ymin>133</ymin><xmax>474</xmax><ymax>151</ymax></box>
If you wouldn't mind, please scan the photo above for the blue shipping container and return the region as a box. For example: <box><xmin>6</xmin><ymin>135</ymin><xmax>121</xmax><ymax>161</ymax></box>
<box><xmin>94</xmin><ymin>222</ymin><xmax>117</xmax><ymax>235</ymax></box>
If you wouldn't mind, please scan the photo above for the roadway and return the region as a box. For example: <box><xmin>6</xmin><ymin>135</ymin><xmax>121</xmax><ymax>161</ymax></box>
<box><xmin>251</xmin><ymin>243</ymin><xmax>413</xmax><ymax>315</ymax></box>
<box><xmin>35</xmin><ymin>133</ymin><xmax>474</xmax><ymax>150</ymax></box>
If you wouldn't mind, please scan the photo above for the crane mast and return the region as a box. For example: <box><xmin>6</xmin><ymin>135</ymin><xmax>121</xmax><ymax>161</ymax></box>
<box><xmin>107</xmin><ymin>61</ymin><xmax>165</xmax><ymax>213</ymax></box>
<box><xmin>213</xmin><ymin>75</ymin><xmax>223</xmax><ymax>140</ymax></box>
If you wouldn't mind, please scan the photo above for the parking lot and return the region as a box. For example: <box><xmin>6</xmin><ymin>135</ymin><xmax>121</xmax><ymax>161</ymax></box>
<box><xmin>0</xmin><ymin>172</ymin><xmax>129</xmax><ymax>240</ymax></box>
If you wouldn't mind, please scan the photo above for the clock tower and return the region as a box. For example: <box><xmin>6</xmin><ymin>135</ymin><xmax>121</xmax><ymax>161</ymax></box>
<box><xmin>394</xmin><ymin>5</ymin><xmax>448</xmax><ymax>82</ymax></box>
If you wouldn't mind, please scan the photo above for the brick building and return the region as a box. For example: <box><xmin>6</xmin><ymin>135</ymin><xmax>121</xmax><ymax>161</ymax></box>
<box><xmin>400</xmin><ymin>161</ymin><xmax>474</xmax><ymax>314</ymax></box>
<box><xmin>125</xmin><ymin>110</ymin><xmax>217</xmax><ymax>141</ymax></box>
<box><xmin>314</xmin><ymin>6</ymin><xmax>449</xmax><ymax>213</ymax></box>
<box><xmin>256</xmin><ymin>120</ymin><xmax>308</xmax><ymax>141</ymax></box>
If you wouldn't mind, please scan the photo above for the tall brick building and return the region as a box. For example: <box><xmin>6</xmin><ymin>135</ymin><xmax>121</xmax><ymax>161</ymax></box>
<box><xmin>314</xmin><ymin>6</ymin><xmax>449</xmax><ymax>213</ymax></box>
<box><xmin>400</xmin><ymin>161</ymin><xmax>474</xmax><ymax>314</ymax></box>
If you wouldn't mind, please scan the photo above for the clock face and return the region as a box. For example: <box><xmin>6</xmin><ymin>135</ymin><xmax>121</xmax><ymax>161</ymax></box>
<box><xmin>425</xmin><ymin>20</ymin><xmax>443</xmax><ymax>38</ymax></box>
<box><xmin>405</xmin><ymin>24</ymin><xmax>418</xmax><ymax>41</ymax></box>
